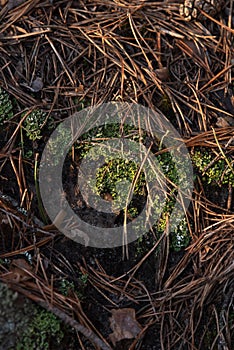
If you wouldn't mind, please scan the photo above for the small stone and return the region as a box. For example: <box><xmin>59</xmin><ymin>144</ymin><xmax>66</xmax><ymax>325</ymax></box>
<box><xmin>31</xmin><ymin>77</ymin><xmax>44</xmax><ymax>92</ymax></box>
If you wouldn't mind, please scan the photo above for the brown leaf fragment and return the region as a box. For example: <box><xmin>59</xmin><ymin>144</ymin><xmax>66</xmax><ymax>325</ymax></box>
<box><xmin>155</xmin><ymin>67</ymin><xmax>170</xmax><ymax>81</ymax></box>
<box><xmin>216</xmin><ymin>116</ymin><xmax>234</xmax><ymax>128</ymax></box>
<box><xmin>3</xmin><ymin>258</ymin><xmax>33</xmax><ymax>283</ymax></box>
<box><xmin>109</xmin><ymin>308</ymin><xmax>142</xmax><ymax>346</ymax></box>
<box><xmin>176</xmin><ymin>39</ymin><xmax>210</xmax><ymax>73</ymax></box>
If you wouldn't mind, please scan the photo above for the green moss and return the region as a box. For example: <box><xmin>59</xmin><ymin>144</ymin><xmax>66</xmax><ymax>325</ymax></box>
<box><xmin>76</xmin><ymin>122</ymin><xmax>142</xmax><ymax>158</ymax></box>
<box><xmin>155</xmin><ymin>152</ymin><xmax>191</xmax><ymax>251</ymax></box>
<box><xmin>46</xmin><ymin>127</ymin><xmax>72</xmax><ymax>166</ymax></box>
<box><xmin>16</xmin><ymin>307</ymin><xmax>64</xmax><ymax>350</ymax></box>
<box><xmin>96</xmin><ymin>158</ymin><xmax>146</xmax><ymax>200</ymax></box>
<box><xmin>76</xmin><ymin>123</ymin><xmax>146</xmax><ymax>215</ymax></box>
<box><xmin>76</xmin><ymin>122</ymin><xmax>191</xmax><ymax>251</ymax></box>
<box><xmin>192</xmin><ymin>149</ymin><xmax>234</xmax><ymax>186</ymax></box>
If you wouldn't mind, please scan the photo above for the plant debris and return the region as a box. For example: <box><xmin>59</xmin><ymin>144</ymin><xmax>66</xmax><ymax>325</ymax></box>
<box><xmin>109</xmin><ymin>308</ymin><xmax>142</xmax><ymax>346</ymax></box>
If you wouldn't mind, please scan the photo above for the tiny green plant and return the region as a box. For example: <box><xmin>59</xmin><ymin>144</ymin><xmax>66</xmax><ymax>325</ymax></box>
<box><xmin>59</xmin><ymin>274</ymin><xmax>88</xmax><ymax>300</ymax></box>
<box><xmin>59</xmin><ymin>278</ymin><xmax>76</xmax><ymax>297</ymax></box>
<box><xmin>23</xmin><ymin>109</ymin><xmax>48</xmax><ymax>141</ymax></box>
<box><xmin>20</xmin><ymin>109</ymin><xmax>54</xmax><ymax>161</ymax></box>
<box><xmin>73</xmin><ymin>96</ymin><xmax>91</xmax><ymax>111</ymax></box>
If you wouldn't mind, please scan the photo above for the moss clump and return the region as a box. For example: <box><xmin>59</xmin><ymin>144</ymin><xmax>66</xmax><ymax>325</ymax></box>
<box><xmin>0</xmin><ymin>281</ymin><xmax>65</xmax><ymax>350</ymax></box>
<box><xmin>155</xmin><ymin>152</ymin><xmax>191</xmax><ymax>251</ymax></box>
<box><xmin>75</xmin><ymin>122</ymin><xmax>191</xmax><ymax>251</ymax></box>
<box><xmin>96</xmin><ymin>158</ymin><xmax>145</xmax><ymax>201</ymax></box>
<box><xmin>192</xmin><ymin>150</ymin><xmax>234</xmax><ymax>186</ymax></box>
<box><xmin>75</xmin><ymin>123</ymin><xmax>146</xmax><ymax>216</ymax></box>
<box><xmin>75</xmin><ymin>122</ymin><xmax>142</xmax><ymax>159</ymax></box>
<box><xmin>42</xmin><ymin>126</ymin><xmax>72</xmax><ymax>167</ymax></box>
<box><xmin>16</xmin><ymin>307</ymin><xmax>64</xmax><ymax>350</ymax></box>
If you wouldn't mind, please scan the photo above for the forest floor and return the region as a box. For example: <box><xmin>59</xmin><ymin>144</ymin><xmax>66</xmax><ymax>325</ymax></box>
<box><xmin>0</xmin><ymin>1</ymin><xmax>233</xmax><ymax>350</ymax></box>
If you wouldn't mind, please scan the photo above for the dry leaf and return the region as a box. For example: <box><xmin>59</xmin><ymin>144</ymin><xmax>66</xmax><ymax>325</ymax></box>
<box><xmin>109</xmin><ymin>308</ymin><xmax>142</xmax><ymax>346</ymax></box>
<box><xmin>75</xmin><ymin>84</ymin><xmax>84</xmax><ymax>94</ymax></box>
<box><xmin>176</xmin><ymin>39</ymin><xmax>209</xmax><ymax>72</ymax></box>
<box><xmin>216</xmin><ymin>116</ymin><xmax>234</xmax><ymax>128</ymax></box>
<box><xmin>155</xmin><ymin>67</ymin><xmax>170</xmax><ymax>81</ymax></box>
<box><xmin>3</xmin><ymin>258</ymin><xmax>33</xmax><ymax>283</ymax></box>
